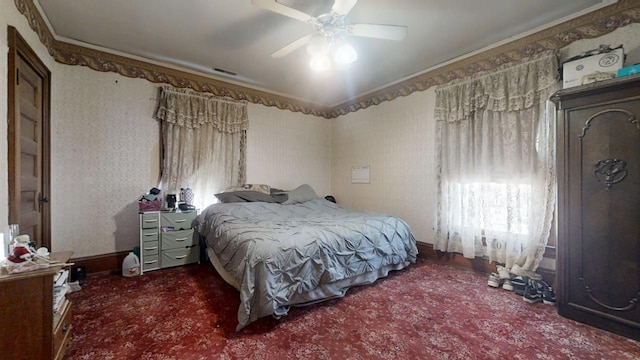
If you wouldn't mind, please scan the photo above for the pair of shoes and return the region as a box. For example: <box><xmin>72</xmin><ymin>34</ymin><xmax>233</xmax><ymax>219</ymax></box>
<box><xmin>495</xmin><ymin>265</ymin><xmax>514</xmax><ymax>291</ymax></box>
<box><xmin>511</xmin><ymin>276</ymin><xmax>527</xmax><ymax>295</ymax></box>
<box><xmin>488</xmin><ymin>273</ymin><xmax>501</xmax><ymax>288</ymax></box>
<box><xmin>523</xmin><ymin>278</ymin><xmax>543</xmax><ymax>303</ymax></box>
<box><xmin>522</xmin><ymin>279</ymin><xmax>557</xmax><ymax>305</ymax></box>
<box><xmin>487</xmin><ymin>272</ymin><xmax>515</xmax><ymax>291</ymax></box>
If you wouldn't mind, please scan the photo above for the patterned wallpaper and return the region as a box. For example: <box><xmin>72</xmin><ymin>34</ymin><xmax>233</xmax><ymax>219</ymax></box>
<box><xmin>48</xmin><ymin>68</ymin><xmax>332</xmax><ymax>258</ymax></box>
<box><xmin>332</xmin><ymin>89</ymin><xmax>436</xmax><ymax>244</ymax></box>
<box><xmin>48</xmin><ymin>68</ymin><xmax>333</xmax><ymax>257</ymax></box>
<box><xmin>246</xmin><ymin>104</ymin><xmax>332</xmax><ymax>197</ymax></box>
<box><xmin>51</xmin><ymin>66</ymin><xmax>160</xmax><ymax>257</ymax></box>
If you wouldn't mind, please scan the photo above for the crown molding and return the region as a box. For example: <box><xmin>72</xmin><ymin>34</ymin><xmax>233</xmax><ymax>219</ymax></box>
<box><xmin>15</xmin><ymin>0</ymin><xmax>640</xmax><ymax>119</ymax></box>
<box><xmin>14</xmin><ymin>0</ymin><xmax>334</xmax><ymax>118</ymax></box>
<box><xmin>330</xmin><ymin>0</ymin><xmax>640</xmax><ymax>117</ymax></box>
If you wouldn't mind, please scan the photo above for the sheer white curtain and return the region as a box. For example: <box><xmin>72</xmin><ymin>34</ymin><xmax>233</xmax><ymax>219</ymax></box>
<box><xmin>433</xmin><ymin>51</ymin><xmax>559</xmax><ymax>271</ymax></box>
<box><xmin>155</xmin><ymin>86</ymin><xmax>248</xmax><ymax>210</ymax></box>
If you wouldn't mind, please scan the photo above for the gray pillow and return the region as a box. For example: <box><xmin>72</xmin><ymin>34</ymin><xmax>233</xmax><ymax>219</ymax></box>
<box><xmin>215</xmin><ymin>191</ymin><xmax>284</xmax><ymax>203</ymax></box>
<box><xmin>283</xmin><ymin>184</ymin><xmax>319</xmax><ymax>204</ymax></box>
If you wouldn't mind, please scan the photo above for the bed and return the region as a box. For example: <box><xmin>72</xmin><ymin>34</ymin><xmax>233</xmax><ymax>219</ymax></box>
<box><xmin>193</xmin><ymin>184</ymin><xmax>418</xmax><ymax>331</ymax></box>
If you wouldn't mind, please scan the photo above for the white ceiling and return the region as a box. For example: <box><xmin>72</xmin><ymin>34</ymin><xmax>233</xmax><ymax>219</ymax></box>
<box><xmin>36</xmin><ymin>0</ymin><xmax>605</xmax><ymax>106</ymax></box>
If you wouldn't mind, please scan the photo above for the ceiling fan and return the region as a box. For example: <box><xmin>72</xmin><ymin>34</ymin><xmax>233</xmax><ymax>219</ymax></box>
<box><xmin>252</xmin><ymin>0</ymin><xmax>408</xmax><ymax>70</ymax></box>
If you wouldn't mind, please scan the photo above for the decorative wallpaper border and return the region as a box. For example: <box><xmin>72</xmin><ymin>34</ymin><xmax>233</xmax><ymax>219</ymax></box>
<box><xmin>15</xmin><ymin>0</ymin><xmax>640</xmax><ymax>119</ymax></box>
<box><xmin>331</xmin><ymin>1</ymin><xmax>640</xmax><ymax>117</ymax></box>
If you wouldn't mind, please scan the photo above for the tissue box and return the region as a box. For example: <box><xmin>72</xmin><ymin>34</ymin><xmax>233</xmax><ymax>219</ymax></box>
<box><xmin>562</xmin><ymin>48</ymin><xmax>624</xmax><ymax>88</ymax></box>
<box><xmin>617</xmin><ymin>64</ymin><xmax>640</xmax><ymax>78</ymax></box>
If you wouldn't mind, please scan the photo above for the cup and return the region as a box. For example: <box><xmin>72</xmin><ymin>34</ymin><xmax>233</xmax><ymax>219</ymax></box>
<box><xmin>7</xmin><ymin>224</ymin><xmax>19</xmax><ymax>254</ymax></box>
<box><xmin>9</xmin><ymin>224</ymin><xmax>19</xmax><ymax>241</ymax></box>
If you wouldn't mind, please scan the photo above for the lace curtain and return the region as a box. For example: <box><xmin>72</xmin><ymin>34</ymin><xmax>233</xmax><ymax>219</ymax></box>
<box><xmin>155</xmin><ymin>86</ymin><xmax>248</xmax><ymax>209</ymax></box>
<box><xmin>433</xmin><ymin>51</ymin><xmax>559</xmax><ymax>271</ymax></box>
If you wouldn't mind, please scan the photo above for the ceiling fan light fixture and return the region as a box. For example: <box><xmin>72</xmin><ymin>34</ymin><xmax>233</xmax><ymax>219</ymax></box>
<box><xmin>254</xmin><ymin>0</ymin><xmax>407</xmax><ymax>71</ymax></box>
<box><xmin>309</xmin><ymin>55</ymin><xmax>331</xmax><ymax>72</ymax></box>
<box><xmin>307</xmin><ymin>35</ymin><xmax>330</xmax><ymax>56</ymax></box>
<box><xmin>333</xmin><ymin>43</ymin><xmax>357</xmax><ymax>64</ymax></box>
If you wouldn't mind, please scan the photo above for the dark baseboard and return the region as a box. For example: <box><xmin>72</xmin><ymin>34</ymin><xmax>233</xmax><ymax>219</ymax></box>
<box><xmin>416</xmin><ymin>242</ymin><xmax>496</xmax><ymax>273</ymax></box>
<box><xmin>74</xmin><ymin>244</ymin><xmax>557</xmax><ymax>287</ymax></box>
<box><xmin>71</xmin><ymin>251</ymin><xmax>130</xmax><ymax>275</ymax></box>
<box><xmin>416</xmin><ymin>242</ymin><xmax>556</xmax><ymax>287</ymax></box>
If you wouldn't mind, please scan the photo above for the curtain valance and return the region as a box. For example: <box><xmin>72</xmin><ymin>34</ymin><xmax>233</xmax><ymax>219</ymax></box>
<box><xmin>155</xmin><ymin>86</ymin><xmax>248</xmax><ymax>133</ymax></box>
<box><xmin>434</xmin><ymin>51</ymin><xmax>558</xmax><ymax>123</ymax></box>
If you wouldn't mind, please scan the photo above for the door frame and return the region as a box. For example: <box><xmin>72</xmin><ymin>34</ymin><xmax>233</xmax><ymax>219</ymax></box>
<box><xmin>7</xmin><ymin>26</ymin><xmax>51</xmax><ymax>250</ymax></box>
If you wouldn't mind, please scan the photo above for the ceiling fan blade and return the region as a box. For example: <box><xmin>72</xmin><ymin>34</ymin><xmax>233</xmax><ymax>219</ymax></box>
<box><xmin>271</xmin><ymin>34</ymin><xmax>313</xmax><ymax>58</ymax></box>
<box><xmin>346</xmin><ymin>24</ymin><xmax>408</xmax><ymax>41</ymax></box>
<box><xmin>251</xmin><ymin>0</ymin><xmax>314</xmax><ymax>23</ymax></box>
<box><xmin>331</xmin><ymin>0</ymin><xmax>358</xmax><ymax>16</ymax></box>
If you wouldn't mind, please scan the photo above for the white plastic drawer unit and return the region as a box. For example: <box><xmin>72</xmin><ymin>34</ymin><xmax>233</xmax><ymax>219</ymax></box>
<box><xmin>138</xmin><ymin>210</ymin><xmax>199</xmax><ymax>274</ymax></box>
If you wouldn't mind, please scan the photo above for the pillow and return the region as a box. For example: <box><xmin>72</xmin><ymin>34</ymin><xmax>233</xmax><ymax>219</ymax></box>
<box><xmin>269</xmin><ymin>188</ymin><xmax>289</xmax><ymax>203</ymax></box>
<box><xmin>223</xmin><ymin>184</ymin><xmax>271</xmax><ymax>194</ymax></box>
<box><xmin>283</xmin><ymin>184</ymin><xmax>319</xmax><ymax>204</ymax></box>
<box><xmin>215</xmin><ymin>191</ymin><xmax>277</xmax><ymax>203</ymax></box>
<box><xmin>215</xmin><ymin>190</ymin><xmax>287</xmax><ymax>203</ymax></box>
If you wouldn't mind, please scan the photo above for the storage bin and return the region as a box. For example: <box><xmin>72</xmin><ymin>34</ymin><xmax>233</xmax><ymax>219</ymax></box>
<box><xmin>138</xmin><ymin>199</ymin><xmax>162</xmax><ymax>212</ymax></box>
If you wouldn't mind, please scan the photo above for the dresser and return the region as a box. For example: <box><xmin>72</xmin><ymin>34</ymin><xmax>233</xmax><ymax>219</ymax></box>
<box><xmin>0</xmin><ymin>251</ymin><xmax>73</xmax><ymax>360</ymax></box>
<box><xmin>552</xmin><ymin>75</ymin><xmax>640</xmax><ymax>340</ymax></box>
<box><xmin>139</xmin><ymin>211</ymin><xmax>199</xmax><ymax>273</ymax></box>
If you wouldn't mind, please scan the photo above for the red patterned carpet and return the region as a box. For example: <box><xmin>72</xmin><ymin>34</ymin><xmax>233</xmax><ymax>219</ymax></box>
<box><xmin>66</xmin><ymin>259</ymin><xmax>640</xmax><ymax>359</ymax></box>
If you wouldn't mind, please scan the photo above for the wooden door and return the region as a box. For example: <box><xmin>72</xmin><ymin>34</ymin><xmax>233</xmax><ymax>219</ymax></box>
<box><xmin>7</xmin><ymin>27</ymin><xmax>51</xmax><ymax>250</ymax></box>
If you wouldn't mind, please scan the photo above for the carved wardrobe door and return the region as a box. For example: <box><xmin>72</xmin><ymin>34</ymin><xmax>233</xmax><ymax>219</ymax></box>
<box><xmin>552</xmin><ymin>75</ymin><xmax>640</xmax><ymax>341</ymax></box>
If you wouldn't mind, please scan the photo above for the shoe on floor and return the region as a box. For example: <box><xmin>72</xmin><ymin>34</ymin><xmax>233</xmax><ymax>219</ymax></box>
<box><xmin>540</xmin><ymin>282</ymin><xmax>557</xmax><ymax>305</ymax></box>
<box><xmin>511</xmin><ymin>276</ymin><xmax>527</xmax><ymax>295</ymax></box>
<box><xmin>510</xmin><ymin>264</ymin><xmax>543</xmax><ymax>281</ymax></box>
<box><xmin>496</xmin><ymin>265</ymin><xmax>511</xmax><ymax>280</ymax></box>
<box><xmin>502</xmin><ymin>279</ymin><xmax>514</xmax><ymax>291</ymax></box>
<box><xmin>523</xmin><ymin>279</ymin><xmax>543</xmax><ymax>303</ymax></box>
<box><xmin>487</xmin><ymin>273</ymin><xmax>501</xmax><ymax>288</ymax></box>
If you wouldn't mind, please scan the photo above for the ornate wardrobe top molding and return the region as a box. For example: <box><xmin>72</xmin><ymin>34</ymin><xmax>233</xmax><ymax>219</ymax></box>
<box><xmin>14</xmin><ymin>0</ymin><xmax>640</xmax><ymax>119</ymax></box>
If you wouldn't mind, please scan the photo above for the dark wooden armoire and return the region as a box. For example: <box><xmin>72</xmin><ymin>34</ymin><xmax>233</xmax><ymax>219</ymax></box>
<box><xmin>551</xmin><ymin>75</ymin><xmax>640</xmax><ymax>340</ymax></box>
